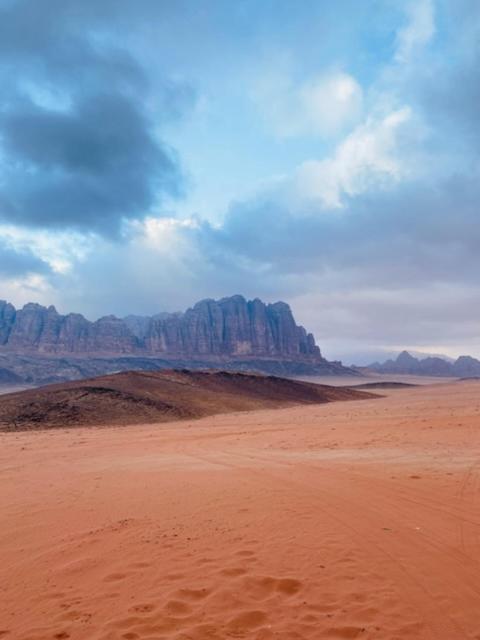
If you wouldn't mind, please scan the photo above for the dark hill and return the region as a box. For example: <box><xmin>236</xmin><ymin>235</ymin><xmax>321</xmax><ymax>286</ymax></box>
<box><xmin>348</xmin><ymin>381</ymin><xmax>418</xmax><ymax>390</ymax></box>
<box><xmin>0</xmin><ymin>369</ymin><xmax>376</xmax><ymax>431</ymax></box>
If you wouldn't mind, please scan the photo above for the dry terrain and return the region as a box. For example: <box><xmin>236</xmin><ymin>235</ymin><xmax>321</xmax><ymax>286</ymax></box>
<box><xmin>0</xmin><ymin>370</ymin><xmax>371</xmax><ymax>430</ymax></box>
<box><xmin>1</xmin><ymin>379</ymin><xmax>480</xmax><ymax>639</ymax></box>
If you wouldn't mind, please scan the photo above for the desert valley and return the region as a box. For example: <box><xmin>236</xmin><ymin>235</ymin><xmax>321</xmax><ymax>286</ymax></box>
<box><xmin>1</xmin><ymin>1</ymin><xmax>480</xmax><ymax>638</ymax></box>
<box><xmin>1</xmin><ymin>295</ymin><xmax>480</xmax><ymax>640</ymax></box>
<box><xmin>1</xmin><ymin>374</ymin><xmax>480</xmax><ymax>639</ymax></box>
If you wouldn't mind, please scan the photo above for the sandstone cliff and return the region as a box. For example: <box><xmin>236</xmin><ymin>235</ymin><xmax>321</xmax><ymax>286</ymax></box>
<box><xmin>0</xmin><ymin>296</ymin><xmax>356</xmax><ymax>384</ymax></box>
<box><xmin>0</xmin><ymin>295</ymin><xmax>321</xmax><ymax>360</ymax></box>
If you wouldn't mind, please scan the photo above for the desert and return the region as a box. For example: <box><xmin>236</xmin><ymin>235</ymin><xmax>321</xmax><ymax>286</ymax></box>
<box><xmin>2</xmin><ymin>378</ymin><xmax>480</xmax><ymax>639</ymax></box>
<box><xmin>1</xmin><ymin>1</ymin><xmax>480</xmax><ymax>638</ymax></box>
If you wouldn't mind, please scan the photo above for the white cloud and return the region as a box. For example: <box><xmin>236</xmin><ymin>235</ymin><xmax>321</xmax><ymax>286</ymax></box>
<box><xmin>299</xmin><ymin>72</ymin><xmax>363</xmax><ymax>136</ymax></box>
<box><xmin>0</xmin><ymin>273</ymin><xmax>54</xmax><ymax>309</ymax></box>
<box><xmin>295</xmin><ymin>107</ymin><xmax>413</xmax><ymax>207</ymax></box>
<box><xmin>0</xmin><ymin>225</ymin><xmax>91</xmax><ymax>274</ymax></box>
<box><xmin>253</xmin><ymin>68</ymin><xmax>363</xmax><ymax>139</ymax></box>
<box><xmin>395</xmin><ymin>0</ymin><xmax>435</xmax><ymax>63</ymax></box>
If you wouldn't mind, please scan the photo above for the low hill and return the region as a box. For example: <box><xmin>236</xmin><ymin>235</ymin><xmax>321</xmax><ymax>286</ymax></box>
<box><xmin>0</xmin><ymin>369</ymin><xmax>375</xmax><ymax>431</ymax></box>
<box><xmin>348</xmin><ymin>381</ymin><xmax>418</xmax><ymax>390</ymax></box>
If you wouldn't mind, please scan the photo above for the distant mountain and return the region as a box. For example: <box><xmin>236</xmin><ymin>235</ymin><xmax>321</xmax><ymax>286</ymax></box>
<box><xmin>0</xmin><ymin>295</ymin><xmax>355</xmax><ymax>384</ymax></box>
<box><xmin>0</xmin><ymin>367</ymin><xmax>23</xmax><ymax>384</ymax></box>
<box><xmin>366</xmin><ymin>350</ymin><xmax>480</xmax><ymax>377</ymax></box>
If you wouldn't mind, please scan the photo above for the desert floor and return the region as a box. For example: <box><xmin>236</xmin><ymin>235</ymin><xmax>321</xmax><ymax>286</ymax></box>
<box><xmin>1</xmin><ymin>380</ymin><xmax>480</xmax><ymax>639</ymax></box>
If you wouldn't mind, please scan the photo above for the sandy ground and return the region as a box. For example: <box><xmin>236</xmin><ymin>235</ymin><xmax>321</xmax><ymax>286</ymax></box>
<box><xmin>1</xmin><ymin>380</ymin><xmax>480</xmax><ymax>640</ymax></box>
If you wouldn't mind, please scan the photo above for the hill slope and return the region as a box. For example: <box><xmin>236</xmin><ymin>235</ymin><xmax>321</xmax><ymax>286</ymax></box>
<box><xmin>0</xmin><ymin>369</ymin><xmax>375</xmax><ymax>431</ymax></box>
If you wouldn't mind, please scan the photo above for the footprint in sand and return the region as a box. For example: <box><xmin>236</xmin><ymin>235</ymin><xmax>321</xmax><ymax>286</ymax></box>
<box><xmin>174</xmin><ymin>587</ymin><xmax>211</xmax><ymax>601</ymax></box>
<box><xmin>236</xmin><ymin>549</ymin><xmax>256</xmax><ymax>557</ymax></box>
<box><xmin>165</xmin><ymin>573</ymin><xmax>185</xmax><ymax>581</ymax></box>
<box><xmin>276</xmin><ymin>578</ymin><xmax>302</xmax><ymax>596</ymax></box>
<box><xmin>130</xmin><ymin>561</ymin><xmax>151</xmax><ymax>569</ymax></box>
<box><xmin>325</xmin><ymin>626</ymin><xmax>366</xmax><ymax>639</ymax></box>
<box><xmin>227</xmin><ymin>610</ymin><xmax>268</xmax><ymax>632</ymax></box>
<box><xmin>242</xmin><ymin>575</ymin><xmax>303</xmax><ymax>599</ymax></box>
<box><xmin>103</xmin><ymin>572</ymin><xmax>128</xmax><ymax>582</ymax></box>
<box><xmin>129</xmin><ymin>603</ymin><xmax>155</xmax><ymax>613</ymax></box>
<box><xmin>220</xmin><ymin>567</ymin><xmax>248</xmax><ymax>577</ymax></box>
<box><xmin>242</xmin><ymin>576</ymin><xmax>277</xmax><ymax>599</ymax></box>
<box><xmin>164</xmin><ymin>600</ymin><xmax>192</xmax><ymax>616</ymax></box>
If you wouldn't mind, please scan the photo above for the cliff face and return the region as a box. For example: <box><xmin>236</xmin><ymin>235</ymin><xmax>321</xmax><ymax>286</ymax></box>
<box><xmin>0</xmin><ymin>296</ymin><xmax>321</xmax><ymax>361</ymax></box>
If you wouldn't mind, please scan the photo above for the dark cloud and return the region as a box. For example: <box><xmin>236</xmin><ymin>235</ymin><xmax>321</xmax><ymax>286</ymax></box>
<box><xmin>0</xmin><ymin>93</ymin><xmax>181</xmax><ymax>234</ymax></box>
<box><xmin>0</xmin><ymin>241</ymin><xmax>50</xmax><ymax>277</ymax></box>
<box><xmin>0</xmin><ymin>0</ymin><xmax>478</xmax><ymax>360</ymax></box>
<box><xmin>0</xmin><ymin>0</ymin><xmax>192</xmax><ymax>236</ymax></box>
<box><xmin>197</xmin><ymin>174</ymin><xmax>480</xmax><ymax>290</ymax></box>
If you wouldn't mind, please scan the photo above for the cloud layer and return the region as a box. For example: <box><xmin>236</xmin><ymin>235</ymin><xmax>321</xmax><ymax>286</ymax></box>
<box><xmin>0</xmin><ymin>0</ymin><xmax>189</xmax><ymax>235</ymax></box>
<box><xmin>0</xmin><ymin>0</ymin><xmax>479</xmax><ymax>361</ymax></box>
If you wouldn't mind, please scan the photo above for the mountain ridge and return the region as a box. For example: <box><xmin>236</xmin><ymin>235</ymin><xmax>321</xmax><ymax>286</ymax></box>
<box><xmin>0</xmin><ymin>295</ymin><xmax>355</xmax><ymax>383</ymax></box>
<box><xmin>365</xmin><ymin>350</ymin><xmax>480</xmax><ymax>377</ymax></box>
<box><xmin>0</xmin><ymin>295</ymin><xmax>320</xmax><ymax>358</ymax></box>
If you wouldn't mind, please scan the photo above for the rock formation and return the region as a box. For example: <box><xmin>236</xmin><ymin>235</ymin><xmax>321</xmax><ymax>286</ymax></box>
<box><xmin>367</xmin><ymin>350</ymin><xmax>480</xmax><ymax>377</ymax></box>
<box><xmin>0</xmin><ymin>296</ymin><xmax>320</xmax><ymax>359</ymax></box>
<box><xmin>0</xmin><ymin>296</ymin><xmax>353</xmax><ymax>383</ymax></box>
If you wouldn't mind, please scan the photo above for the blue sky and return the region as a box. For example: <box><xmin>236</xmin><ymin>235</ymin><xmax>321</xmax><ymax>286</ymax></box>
<box><xmin>0</xmin><ymin>0</ymin><xmax>479</xmax><ymax>363</ymax></box>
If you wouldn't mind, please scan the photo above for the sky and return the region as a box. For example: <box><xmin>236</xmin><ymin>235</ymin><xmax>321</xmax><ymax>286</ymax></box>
<box><xmin>0</xmin><ymin>0</ymin><xmax>479</xmax><ymax>364</ymax></box>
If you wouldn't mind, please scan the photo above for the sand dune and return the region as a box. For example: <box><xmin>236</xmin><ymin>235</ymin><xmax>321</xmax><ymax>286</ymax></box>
<box><xmin>0</xmin><ymin>369</ymin><xmax>373</xmax><ymax>430</ymax></box>
<box><xmin>1</xmin><ymin>380</ymin><xmax>480</xmax><ymax>638</ymax></box>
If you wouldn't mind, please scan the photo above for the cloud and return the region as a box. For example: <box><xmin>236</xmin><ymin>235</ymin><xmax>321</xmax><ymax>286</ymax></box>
<box><xmin>395</xmin><ymin>0</ymin><xmax>435</xmax><ymax>63</ymax></box>
<box><xmin>46</xmin><ymin>216</ymin><xmax>256</xmax><ymax>318</ymax></box>
<box><xmin>0</xmin><ymin>239</ymin><xmax>50</xmax><ymax>277</ymax></box>
<box><xmin>291</xmin><ymin>282</ymin><xmax>480</xmax><ymax>363</ymax></box>
<box><xmin>1</xmin><ymin>0</ymin><xmax>479</xmax><ymax>362</ymax></box>
<box><xmin>253</xmin><ymin>68</ymin><xmax>363</xmax><ymax>139</ymax></box>
<box><xmin>295</xmin><ymin>107</ymin><xmax>414</xmax><ymax>207</ymax></box>
<box><xmin>199</xmin><ymin>171</ymin><xmax>480</xmax><ymax>285</ymax></box>
<box><xmin>0</xmin><ymin>0</ymin><xmax>192</xmax><ymax>236</ymax></box>
<box><xmin>0</xmin><ymin>93</ymin><xmax>181</xmax><ymax>235</ymax></box>
<box><xmin>299</xmin><ymin>73</ymin><xmax>363</xmax><ymax>137</ymax></box>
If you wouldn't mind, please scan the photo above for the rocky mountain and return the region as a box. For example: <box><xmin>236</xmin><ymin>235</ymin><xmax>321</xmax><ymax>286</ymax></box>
<box><xmin>367</xmin><ymin>350</ymin><xmax>480</xmax><ymax>377</ymax></box>
<box><xmin>0</xmin><ymin>296</ymin><xmax>320</xmax><ymax>358</ymax></box>
<box><xmin>0</xmin><ymin>295</ymin><xmax>354</xmax><ymax>384</ymax></box>
<box><xmin>0</xmin><ymin>367</ymin><xmax>22</xmax><ymax>384</ymax></box>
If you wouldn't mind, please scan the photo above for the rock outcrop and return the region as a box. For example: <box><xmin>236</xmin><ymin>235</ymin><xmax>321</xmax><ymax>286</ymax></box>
<box><xmin>0</xmin><ymin>296</ymin><xmax>353</xmax><ymax>383</ymax></box>
<box><xmin>0</xmin><ymin>296</ymin><xmax>320</xmax><ymax>359</ymax></box>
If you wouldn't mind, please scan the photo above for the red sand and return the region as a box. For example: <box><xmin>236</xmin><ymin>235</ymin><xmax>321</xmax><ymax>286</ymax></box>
<box><xmin>1</xmin><ymin>380</ymin><xmax>480</xmax><ymax>639</ymax></box>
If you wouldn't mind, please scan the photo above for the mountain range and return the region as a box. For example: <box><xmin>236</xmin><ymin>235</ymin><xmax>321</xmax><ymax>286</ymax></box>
<box><xmin>366</xmin><ymin>350</ymin><xmax>480</xmax><ymax>377</ymax></box>
<box><xmin>0</xmin><ymin>295</ymin><xmax>353</xmax><ymax>384</ymax></box>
